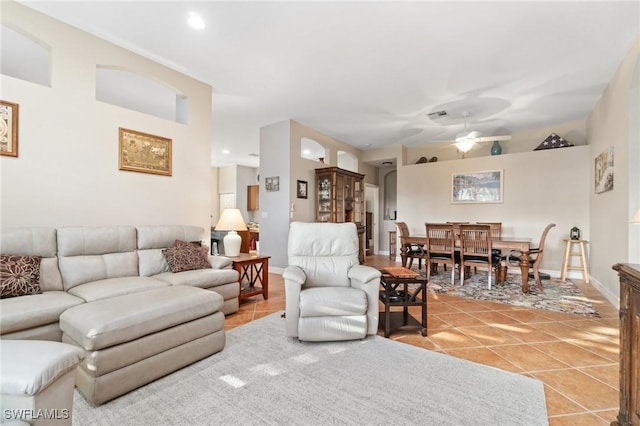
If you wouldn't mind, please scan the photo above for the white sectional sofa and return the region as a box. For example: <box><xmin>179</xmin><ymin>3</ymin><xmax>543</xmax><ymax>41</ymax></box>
<box><xmin>0</xmin><ymin>224</ymin><xmax>240</xmax><ymax>405</ymax></box>
<box><xmin>1</xmin><ymin>225</ymin><xmax>240</xmax><ymax>341</ymax></box>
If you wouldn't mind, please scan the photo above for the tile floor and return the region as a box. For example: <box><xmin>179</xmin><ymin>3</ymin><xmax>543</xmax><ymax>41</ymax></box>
<box><xmin>225</xmin><ymin>255</ymin><xmax>621</xmax><ymax>426</ymax></box>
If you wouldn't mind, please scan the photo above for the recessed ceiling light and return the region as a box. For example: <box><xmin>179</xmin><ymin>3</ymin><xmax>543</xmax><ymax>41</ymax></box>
<box><xmin>187</xmin><ymin>13</ymin><xmax>205</xmax><ymax>30</ymax></box>
<box><xmin>222</xmin><ymin>149</ymin><xmax>230</xmax><ymax>154</ymax></box>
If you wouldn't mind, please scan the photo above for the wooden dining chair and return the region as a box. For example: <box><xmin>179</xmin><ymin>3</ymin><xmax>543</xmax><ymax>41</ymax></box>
<box><xmin>507</xmin><ymin>223</ymin><xmax>556</xmax><ymax>291</ymax></box>
<box><xmin>476</xmin><ymin>222</ymin><xmax>504</xmax><ymax>266</ymax></box>
<box><xmin>395</xmin><ymin>222</ymin><xmax>426</xmax><ymax>270</ymax></box>
<box><xmin>425</xmin><ymin>223</ymin><xmax>457</xmax><ymax>283</ymax></box>
<box><xmin>459</xmin><ymin>224</ymin><xmax>494</xmax><ymax>289</ymax></box>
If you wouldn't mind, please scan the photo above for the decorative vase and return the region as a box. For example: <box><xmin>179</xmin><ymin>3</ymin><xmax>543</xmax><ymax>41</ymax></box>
<box><xmin>491</xmin><ymin>140</ymin><xmax>502</xmax><ymax>155</ymax></box>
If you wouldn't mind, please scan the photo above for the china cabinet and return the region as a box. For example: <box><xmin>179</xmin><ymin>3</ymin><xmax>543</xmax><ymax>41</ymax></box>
<box><xmin>315</xmin><ymin>167</ymin><xmax>365</xmax><ymax>262</ymax></box>
<box><xmin>612</xmin><ymin>263</ymin><xmax>640</xmax><ymax>426</ymax></box>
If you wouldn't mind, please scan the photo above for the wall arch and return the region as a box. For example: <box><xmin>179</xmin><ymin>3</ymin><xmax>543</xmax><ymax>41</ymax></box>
<box><xmin>95</xmin><ymin>66</ymin><xmax>188</xmax><ymax>123</ymax></box>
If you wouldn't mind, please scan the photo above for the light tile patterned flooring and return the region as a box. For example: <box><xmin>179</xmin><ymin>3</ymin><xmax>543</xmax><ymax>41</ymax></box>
<box><xmin>224</xmin><ymin>255</ymin><xmax>621</xmax><ymax>425</ymax></box>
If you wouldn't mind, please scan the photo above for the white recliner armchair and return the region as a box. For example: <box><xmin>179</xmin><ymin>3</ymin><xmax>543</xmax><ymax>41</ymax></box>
<box><xmin>283</xmin><ymin>222</ymin><xmax>381</xmax><ymax>342</ymax></box>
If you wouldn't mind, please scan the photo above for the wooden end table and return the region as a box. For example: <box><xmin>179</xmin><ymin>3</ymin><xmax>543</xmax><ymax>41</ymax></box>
<box><xmin>379</xmin><ymin>267</ymin><xmax>428</xmax><ymax>338</ymax></box>
<box><xmin>232</xmin><ymin>253</ymin><xmax>270</xmax><ymax>301</ymax></box>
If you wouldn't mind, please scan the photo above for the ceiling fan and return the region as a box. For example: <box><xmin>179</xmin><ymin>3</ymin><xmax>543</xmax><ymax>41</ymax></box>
<box><xmin>453</xmin><ymin>111</ymin><xmax>510</xmax><ymax>157</ymax></box>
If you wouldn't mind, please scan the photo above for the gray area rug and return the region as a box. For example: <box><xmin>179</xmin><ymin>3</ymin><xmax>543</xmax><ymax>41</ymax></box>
<box><xmin>73</xmin><ymin>312</ymin><xmax>548</xmax><ymax>426</ymax></box>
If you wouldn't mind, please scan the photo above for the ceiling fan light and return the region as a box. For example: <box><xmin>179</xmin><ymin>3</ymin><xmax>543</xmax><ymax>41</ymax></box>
<box><xmin>455</xmin><ymin>140</ymin><xmax>475</xmax><ymax>153</ymax></box>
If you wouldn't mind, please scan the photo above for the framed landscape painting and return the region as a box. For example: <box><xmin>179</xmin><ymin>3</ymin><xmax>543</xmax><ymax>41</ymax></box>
<box><xmin>0</xmin><ymin>100</ymin><xmax>19</xmax><ymax>157</ymax></box>
<box><xmin>119</xmin><ymin>128</ymin><xmax>172</xmax><ymax>176</ymax></box>
<box><xmin>452</xmin><ymin>170</ymin><xmax>503</xmax><ymax>204</ymax></box>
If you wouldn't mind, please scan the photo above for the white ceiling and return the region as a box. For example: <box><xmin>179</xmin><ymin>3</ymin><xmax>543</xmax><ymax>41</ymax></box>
<box><xmin>21</xmin><ymin>1</ymin><xmax>640</xmax><ymax>168</ymax></box>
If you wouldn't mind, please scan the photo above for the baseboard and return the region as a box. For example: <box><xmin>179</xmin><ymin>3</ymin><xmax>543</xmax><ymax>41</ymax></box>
<box><xmin>270</xmin><ymin>266</ymin><xmax>284</xmax><ymax>275</ymax></box>
<box><xmin>587</xmin><ymin>276</ymin><xmax>619</xmax><ymax>307</ymax></box>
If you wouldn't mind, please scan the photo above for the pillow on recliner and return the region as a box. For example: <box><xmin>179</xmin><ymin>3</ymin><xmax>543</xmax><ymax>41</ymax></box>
<box><xmin>162</xmin><ymin>241</ymin><xmax>211</xmax><ymax>273</ymax></box>
<box><xmin>0</xmin><ymin>254</ymin><xmax>43</xmax><ymax>298</ymax></box>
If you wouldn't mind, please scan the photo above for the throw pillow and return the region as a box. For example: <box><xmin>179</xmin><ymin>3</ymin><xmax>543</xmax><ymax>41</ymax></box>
<box><xmin>162</xmin><ymin>243</ymin><xmax>211</xmax><ymax>273</ymax></box>
<box><xmin>0</xmin><ymin>254</ymin><xmax>43</xmax><ymax>298</ymax></box>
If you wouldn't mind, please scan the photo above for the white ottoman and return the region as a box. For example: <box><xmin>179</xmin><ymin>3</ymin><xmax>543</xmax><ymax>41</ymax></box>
<box><xmin>0</xmin><ymin>340</ymin><xmax>85</xmax><ymax>426</ymax></box>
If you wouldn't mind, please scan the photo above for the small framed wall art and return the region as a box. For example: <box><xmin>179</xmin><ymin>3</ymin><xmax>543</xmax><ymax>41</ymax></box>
<box><xmin>594</xmin><ymin>147</ymin><xmax>614</xmax><ymax>194</ymax></box>
<box><xmin>0</xmin><ymin>100</ymin><xmax>19</xmax><ymax>157</ymax></box>
<box><xmin>119</xmin><ymin>128</ymin><xmax>172</xmax><ymax>176</ymax></box>
<box><xmin>265</xmin><ymin>176</ymin><xmax>279</xmax><ymax>192</ymax></box>
<box><xmin>296</xmin><ymin>180</ymin><xmax>308</xmax><ymax>199</ymax></box>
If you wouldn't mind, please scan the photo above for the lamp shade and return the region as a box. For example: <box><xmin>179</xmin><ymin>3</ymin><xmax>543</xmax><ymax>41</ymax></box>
<box><xmin>215</xmin><ymin>209</ymin><xmax>248</xmax><ymax>257</ymax></box>
<box><xmin>215</xmin><ymin>208</ymin><xmax>248</xmax><ymax>231</ymax></box>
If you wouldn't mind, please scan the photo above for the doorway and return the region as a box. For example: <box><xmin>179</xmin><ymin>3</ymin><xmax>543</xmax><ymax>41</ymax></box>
<box><xmin>365</xmin><ymin>184</ymin><xmax>379</xmax><ymax>255</ymax></box>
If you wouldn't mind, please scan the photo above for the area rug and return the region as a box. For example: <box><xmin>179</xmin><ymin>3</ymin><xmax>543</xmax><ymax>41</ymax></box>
<box><xmin>73</xmin><ymin>312</ymin><xmax>549</xmax><ymax>426</ymax></box>
<box><xmin>422</xmin><ymin>268</ymin><xmax>600</xmax><ymax>317</ymax></box>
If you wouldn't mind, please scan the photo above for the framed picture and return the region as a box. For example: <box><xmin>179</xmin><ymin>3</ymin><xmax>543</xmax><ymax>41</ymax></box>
<box><xmin>452</xmin><ymin>170</ymin><xmax>503</xmax><ymax>204</ymax></box>
<box><xmin>296</xmin><ymin>180</ymin><xmax>308</xmax><ymax>199</ymax></box>
<box><xmin>0</xmin><ymin>100</ymin><xmax>19</xmax><ymax>157</ymax></box>
<box><xmin>265</xmin><ymin>176</ymin><xmax>279</xmax><ymax>192</ymax></box>
<box><xmin>594</xmin><ymin>147</ymin><xmax>614</xmax><ymax>194</ymax></box>
<box><xmin>119</xmin><ymin>128</ymin><xmax>172</xmax><ymax>176</ymax></box>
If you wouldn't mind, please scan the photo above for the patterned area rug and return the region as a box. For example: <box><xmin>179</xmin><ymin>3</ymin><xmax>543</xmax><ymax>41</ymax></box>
<box><xmin>421</xmin><ymin>269</ymin><xmax>600</xmax><ymax>317</ymax></box>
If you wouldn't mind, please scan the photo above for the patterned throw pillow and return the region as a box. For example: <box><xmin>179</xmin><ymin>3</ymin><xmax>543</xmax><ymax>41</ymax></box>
<box><xmin>162</xmin><ymin>242</ymin><xmax>211</xmax><ymax>273</ymax></box>
<box><xmin>0</xmin><ymin>254</ymin><xmax>43</xmax><ymax>298</ymax></box>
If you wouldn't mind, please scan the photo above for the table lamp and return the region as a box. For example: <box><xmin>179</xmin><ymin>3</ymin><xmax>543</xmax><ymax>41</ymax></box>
<box><xmin>215</xmin><ymin>208</ymin><xmax>247</xmax><ymax>257</ymax></box>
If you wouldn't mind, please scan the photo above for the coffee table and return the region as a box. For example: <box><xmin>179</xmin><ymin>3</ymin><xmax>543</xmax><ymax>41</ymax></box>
<box><xmin>379</xmin><ymin>267</ymin><xmax>427</xmax><ymax>338</ymax></box>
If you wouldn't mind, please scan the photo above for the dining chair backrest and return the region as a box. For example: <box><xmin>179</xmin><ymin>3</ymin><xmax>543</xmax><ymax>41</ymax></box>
<box><xmin>425</xmin><ymin>223</ymin><xmax>456</xmax><ymax>257</ymax></box>
<box><xmin>395</xmin><ymin>222</ymin><xmax>410</xmax><ymax>238</ymax></box>
<box><xmin>476</xmin><ymin>222</ymin><xmax>502</xmax><ymax>240</ymax></box>
<box><xmin>459</xmin><ymin>224</ymin><xmax>493</xmax><ymax>259</ymax></box>
<box><xmin>459</xmin><ymin>224</ymin><xmax>493</xmax><ymax>288</ymax></box>
<box><xmin>425</xmin><ymin>223</ymin><xmax>457</xmax><ymax>283</ymax></box>
<box><xmin>536</xmin><ymin>223</ymin><xmax>556</xmax><ymax>251</ymax></box>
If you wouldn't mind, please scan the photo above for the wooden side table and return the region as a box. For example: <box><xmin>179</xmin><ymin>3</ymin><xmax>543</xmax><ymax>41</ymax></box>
<box><xmin>560</xmin><ymin>239</ymin><xmax>590</xmax><ymax>283</ymax></box>
<box><xmin>232</xmin><ymin>253</ymin><xmax>270</xmax><ymax>301</ymax></box>
<box><xmin>378</xmin><ymin>267</ymin><xmax>427</xmax><ymax>338</ymax></box>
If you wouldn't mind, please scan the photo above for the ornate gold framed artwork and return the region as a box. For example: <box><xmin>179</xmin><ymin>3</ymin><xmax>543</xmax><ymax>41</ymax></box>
<box><xmin>119</xmin><ymin>128</ymin><xmax>172</xmax><ymax>176</ymax></box>
<box><xmin>0</xmin><ymin>100</ymin><xmax>19</xmax><ymax>157</ymax></box>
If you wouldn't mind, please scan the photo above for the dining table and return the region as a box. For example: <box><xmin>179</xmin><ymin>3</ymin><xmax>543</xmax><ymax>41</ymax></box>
<box><xmin>399</xmin><ymin>235</ymin><xmax>534</xmax><ymax>293</ymax></box>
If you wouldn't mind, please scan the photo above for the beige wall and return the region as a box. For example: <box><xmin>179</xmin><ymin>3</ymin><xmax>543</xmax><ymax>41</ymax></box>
<box><xmin>397</xmin><ymin>146</ymin><xmax>590</xmax><ymax>275</ymax></box>
<box><xmin>0</xmin><ymin>3</ymin><xmax>213</xmax><ymax>236</ymax></box>
<box><xmin>587</xmin><ymin>36</ymin><xmax>640</xmax><ymax>303</ymax></box>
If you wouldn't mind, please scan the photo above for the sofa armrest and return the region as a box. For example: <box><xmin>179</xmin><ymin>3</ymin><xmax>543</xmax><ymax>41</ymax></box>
<box><xmin>283</xmin><ymin>265</ymin><xmax>306</xmax><ymax>285</ymax></box>
<box><xmin>348</xmin><ymin>265</ymin><xmax>381</xmax><ymax>335</ymax></box>
<box><xmin>283</xmin><ymin>266</ymin><xmax>306</xmax><ymax>338</ymax></box>
<box><xmin>348</xmin><ymin>265</ymin><xmax>381</xmax><ymax>284</ymax></box>
<box><xmin>208</xmin><ymin>255</ymin><xmax>233</xmax><ymax>270</ymax></box>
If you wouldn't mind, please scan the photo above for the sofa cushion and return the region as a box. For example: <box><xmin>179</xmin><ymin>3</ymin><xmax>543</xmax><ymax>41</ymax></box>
<box><xmin>57</xmin><ymin>226</ymin><xmax>137</xmax><ymax>256</ymax></box>
<box><xmin>59</xmin><ymin>286</ymin><xmax>223</xmax><ymax>351</ymax></box>
<box><xmin>299</xmin><ymin>287</ymin><xmax>367</xmax><ymax>317</ymax></box>
<box><xmin>0</xmin><ymin>227</ymin><xmax>63</xmax><ymax>291</ymax></box>
<box><xmin>0</xmin><ymin>291</ymin><xmax>85</xmax><ymax>334</ymax></box>
<box><xmin>58</xmin><ymin>252</ymin><xmax>139</xmax><ymax>291</ymax></box>
<box><xmin>57</xmin><ymin>226</ymin><xmax>139</xmax><ymax>291</ymax></box>
<box><xmin>0</xmin><ymin>255</ymin><xmax>42</xmax><ymax>298</ymax></box>
<box><xmin>162</xmin><ymin>243</ymin><xmax>211</xmax><ymax>273</ymax></box>
<box><xmin>136</xmin><ymin>225</ymin><xmax>203</xmax><ymax>250</ymax></box>
<box><xmin>152</xmin><ymin>268</ymin><xmax>239</xmax><ymax>288</ymax></box>
<box><xmin>67</xmin><ymin>276</ymin><xmax>170</xmax><ymax>302</ymax></box>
